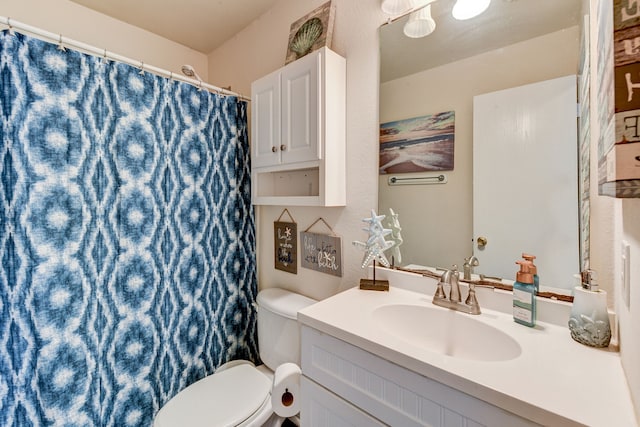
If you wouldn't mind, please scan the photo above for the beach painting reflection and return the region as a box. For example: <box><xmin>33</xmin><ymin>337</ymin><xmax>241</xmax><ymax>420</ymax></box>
<box><xmin>380</xmin><ymin>111</ymin><xmax>455</xmax><ymax>174</ymax></box>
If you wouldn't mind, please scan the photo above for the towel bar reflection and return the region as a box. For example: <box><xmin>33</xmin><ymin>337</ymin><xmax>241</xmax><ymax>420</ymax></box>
<box><xmin>388</xmin><ymin>174</ymin><xmax>447</xmax><ymax>186</ymax></box>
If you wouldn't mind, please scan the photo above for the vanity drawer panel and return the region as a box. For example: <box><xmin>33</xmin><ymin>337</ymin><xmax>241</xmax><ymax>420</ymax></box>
<box><xmin>301</xmin><ymin>375</ymin><xmax>386</xmax><ymax>426</ymax></box>
<box><xmin>301</xmin><ymin>326</ymin><xmax>538</xmax><ymax>427</ymax></box>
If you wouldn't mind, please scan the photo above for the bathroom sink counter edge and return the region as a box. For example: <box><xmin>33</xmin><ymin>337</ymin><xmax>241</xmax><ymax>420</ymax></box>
<box><xmin>297</xmin><ymin>279</ymin><xmax>637</xmax><ymax>426</ymax></box>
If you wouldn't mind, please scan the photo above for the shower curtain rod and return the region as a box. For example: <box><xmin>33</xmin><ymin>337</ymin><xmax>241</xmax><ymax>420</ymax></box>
<box><xmin>0</xmin><ymin>16</ymin><xmax>250</xmax><ymax>102</ymax></box>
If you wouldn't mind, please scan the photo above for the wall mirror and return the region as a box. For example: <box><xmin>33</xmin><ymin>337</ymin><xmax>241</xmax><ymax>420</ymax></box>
<box><xmin>378</xmin><ymin>0</ymin><xmax>589</xmax><ymax>291</ymax></box>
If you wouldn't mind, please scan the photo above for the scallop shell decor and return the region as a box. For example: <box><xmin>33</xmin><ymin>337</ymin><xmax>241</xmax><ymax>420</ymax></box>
<box><xmin>285</xmin><ymin>1</ymin><xmax>335</xmax><ymax>64</ymax></box>
<box><xmin>290</xmin><ymin>18</ymin><xmax>323</xmax><ymax>59</ymax></box>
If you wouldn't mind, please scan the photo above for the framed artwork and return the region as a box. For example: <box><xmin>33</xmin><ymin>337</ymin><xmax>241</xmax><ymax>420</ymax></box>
<box><xmin>285</xmin><ymin>1</ymin><xmax>335</xmax><ymax>64</ymax></box>
<box><xmin>379</xmin><ymin>111</ymin><xmax>455</xmax><ymax>174</ymax></box>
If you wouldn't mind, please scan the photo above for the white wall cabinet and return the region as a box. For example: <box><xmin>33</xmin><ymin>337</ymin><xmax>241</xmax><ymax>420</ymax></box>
<box><xmin>300</xmin><ymin>326</ymin><xmax>538</xmax><ymax>427</ymax></box>
<box><xmin>251</xmin><ymin>47</ymin><xmax>346</xmax><ymax>206</ymax></box>
<box><xmin>252</xmin><ymin>51</ymin><xmax>319</xmax><ymax>168</ymax></box>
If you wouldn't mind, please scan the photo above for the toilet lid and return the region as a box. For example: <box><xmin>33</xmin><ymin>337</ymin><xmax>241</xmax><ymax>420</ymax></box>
<box><xmin>155</xmin><ymin>363</ymin><xmax>271</xmax><ymax>427</ymax></box>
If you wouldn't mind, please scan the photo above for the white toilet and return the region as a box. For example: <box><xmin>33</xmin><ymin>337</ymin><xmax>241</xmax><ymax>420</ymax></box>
<box><xmin>154</xmin><ymin>288</ymin><xmax>316</xmax><ymax>427</ymax></box>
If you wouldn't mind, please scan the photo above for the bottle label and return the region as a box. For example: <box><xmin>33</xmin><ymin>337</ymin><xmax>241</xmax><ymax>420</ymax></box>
<box><xmin>513</xmin><ymin>288</ymin><xmax>533</xmax><ymax>305</ymax></box>
<box><xmin>513</xmin><ymin>304</ymin><xmax>533</xmax><ymax>324</ymax></box>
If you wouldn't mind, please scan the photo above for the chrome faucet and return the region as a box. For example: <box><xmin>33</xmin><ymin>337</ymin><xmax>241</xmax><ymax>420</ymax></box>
<box><xmin>433</xmin><ymin>264</ymin><xmax>481</xmax><ymax>315</ymax></box>
<box><xmin>463</xmin><ymin>255</ymin><xmax>479</xmax><ymax>280</ymax></box>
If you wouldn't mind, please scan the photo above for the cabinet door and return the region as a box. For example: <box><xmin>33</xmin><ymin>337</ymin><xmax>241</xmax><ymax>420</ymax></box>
<box><xmin>301</xmin><ymin>376</ymin><xmax>385</xmax><ymax>427</ymax></box>
<box><xmin>281</xmin><ymin>50</ymin><xmax>320</xmax><ymax>164</ymax></box>
<box><xmin>251</xmin><ymin>72</ymin><xmax>281</xmax><ymax>168</ymax></box>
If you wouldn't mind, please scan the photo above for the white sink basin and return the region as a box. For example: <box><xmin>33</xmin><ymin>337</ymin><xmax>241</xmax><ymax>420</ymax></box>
<box><xmin>372</xmin><ymin>304</ymin><xmax>522</xmax><ymax>362</ymax></box>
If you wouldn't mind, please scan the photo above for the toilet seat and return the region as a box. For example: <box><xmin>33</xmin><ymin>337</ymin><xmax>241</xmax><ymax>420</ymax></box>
<box><xmin>154</xmin><ymin>363</ymin><xmax>272</xmax><ymax>427</ymax></box>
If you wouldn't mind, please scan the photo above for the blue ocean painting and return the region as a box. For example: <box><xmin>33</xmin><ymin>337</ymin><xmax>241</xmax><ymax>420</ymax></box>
<box><xmin>380</xmin><ymin>111</ymin><xmax>455</xmax><ymax>174</ymax></box>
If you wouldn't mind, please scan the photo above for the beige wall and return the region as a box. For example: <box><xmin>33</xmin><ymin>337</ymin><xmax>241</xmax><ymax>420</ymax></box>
<box><xmin>1</xmin><ymin>0</ymin><xmax>208</xmax><ymax>79</ymax></box>
<box><xmin>619</xmin><ymin>200</ymin><xmax>640</xmax><ymax>415</ymax></box>
<box><xmin>208</xmin><ymin>0</ymin><xmax>385</xmax><ymax>301</ymax></box>
<box><xmin>379</xmin><ymin>28</ymin><xmax>580</xmax><ymax>271</ymax></box>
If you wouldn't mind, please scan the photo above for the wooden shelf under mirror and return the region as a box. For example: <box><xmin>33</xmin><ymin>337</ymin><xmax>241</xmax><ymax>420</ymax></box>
<box><xmin>391</xmin><ymin>265</ymin><xmax>574</xmax><ymax>303</ymax></box>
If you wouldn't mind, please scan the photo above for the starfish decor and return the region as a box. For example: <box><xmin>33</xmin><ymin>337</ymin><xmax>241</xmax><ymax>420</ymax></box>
<box><xmin>352</xmin><ymin>209</ymin><xmax>395</xmax><ymax>269</ymax></box>
<box><xmin>386</xmin><ymin>208</ymin><xmax>403</xmax><ymax>265</ymax></box>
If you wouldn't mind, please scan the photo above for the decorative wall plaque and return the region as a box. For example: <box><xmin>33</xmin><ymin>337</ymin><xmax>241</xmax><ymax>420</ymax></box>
<box><xmin>600</xmin><ymin>0</ymin><xmax>640</xmax><ymax>197</ymax></box>
<box><xmin>301</xmin><ymin>231</ymin><xmax>342</xmax><ymax>277</ymax></box>
<box><xmin>274</xmin><ymin>209</ymin><xmax>297</xmax><ymax>274</ymax></box>
<box><xmin>285</xmin><ymin>1</ymin><xmax>335</xmax><ymax>64</ymax></box>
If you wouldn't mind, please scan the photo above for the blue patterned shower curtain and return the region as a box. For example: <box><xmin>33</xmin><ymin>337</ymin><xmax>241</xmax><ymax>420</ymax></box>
<box><xmin>0</xmin><ymin>32</ymin><xmax>258</xmax><ymax>426</ymax></box>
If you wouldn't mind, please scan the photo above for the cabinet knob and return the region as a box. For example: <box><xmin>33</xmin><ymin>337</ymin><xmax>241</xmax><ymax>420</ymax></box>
<box><xmin>272</xmin><ymin>146</ymin><xmax>278</xmax><ymax>153</ymax></box>
<box><xmin>476</xmin><ymin>236</ymin><xmax>488</xmax><ymax>248</ymax></box>
<box><xmin>280</xmin><ymin>144</ymin><xmax>287</xmax><ymax>151</ymax></box>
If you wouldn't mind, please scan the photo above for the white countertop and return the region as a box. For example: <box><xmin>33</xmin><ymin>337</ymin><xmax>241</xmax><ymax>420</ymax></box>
<box><xmin>297</xmin><ymin>272</ymin><xmax>638</xmax><ymax>427</ymax></box>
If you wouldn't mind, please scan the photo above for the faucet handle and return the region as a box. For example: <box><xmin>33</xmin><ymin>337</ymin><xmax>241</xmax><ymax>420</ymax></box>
<box><xmin>464</xmin><ymin>282</ymin><xmax>481</xmax><ymax>315</ymax></box>
<box><xmin>439</xmin><ymin>268</ymin><xmax>451</xmax><ymax>283</ymax></box>
<box><xmin>465</xmin><ymin>282</ymin><xmax>476</xmax><ymax>304</ymax></box>
<box><xmin>434</xmin><ymin>281</ymin><xmax>446</xmax><ymax>300</ymax></box>
<box><xmin>434</xmin><ymin>268</ymin><xmax>449</xmax><ymax>300</ymax></box>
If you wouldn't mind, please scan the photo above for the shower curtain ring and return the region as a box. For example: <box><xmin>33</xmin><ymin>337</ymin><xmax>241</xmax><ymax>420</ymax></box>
<box><xmin>7</xmin><ymin>18</ymin><xmax>15</xmax><ymax>35</ymax></box>
<box><xmin>139</xmin><ymin>61</ymin><xmax>145</xmax><ymax>75</ymax></box>
<box><xmin>102</xmin><ymin>48</ymin><xmax>108</xmax><ymax>64</ymax></box>
<box><xmin>198</xmin><ymin>80</ymin><xmax>203</xmax><ymax>92</ymax></box>
<box><xmin>57</xmin><ymin>34</ymin><xmax>66</xmax><ymax>52</ymax></box>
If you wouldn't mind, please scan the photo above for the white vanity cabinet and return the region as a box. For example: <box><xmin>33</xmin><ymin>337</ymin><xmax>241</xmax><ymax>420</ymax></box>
<box><xmin>250</xmin><ymin>47</ymin><xmax>346</xmax><ymax>206</ymax></box>
<box><xmin>300</xmin><ymin>326</ymin><xmax>537</xmax><ymax>427</ymax></box>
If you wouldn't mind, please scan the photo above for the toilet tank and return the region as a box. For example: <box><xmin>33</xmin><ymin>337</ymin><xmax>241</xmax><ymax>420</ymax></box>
<box><xmin>257</xmin><ymin>288</ymin><xmax>316</xmax><ymax>371</ymax></box>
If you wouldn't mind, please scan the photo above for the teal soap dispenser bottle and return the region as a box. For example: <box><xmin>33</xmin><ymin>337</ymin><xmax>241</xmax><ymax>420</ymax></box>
<box><xmin>513</xmin><ymin>260</ymin><xmax>537</xmax><ymax>327</ymax></box>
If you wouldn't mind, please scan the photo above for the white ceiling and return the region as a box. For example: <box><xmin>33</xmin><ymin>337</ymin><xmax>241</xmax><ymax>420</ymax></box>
<box><xmin>69</xmin><ymin>0</ymin><xmax>584</xmax><ymax>82</ymax></box>
<box><xmin>381</xmin><ymin>0</ymin><xmax>584</xmax><ymax>82</ymax></box>
<box><xmin>70</xmin><ymin>0</ymin><xmax>280</xmax><ymax>53</ymax></box>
